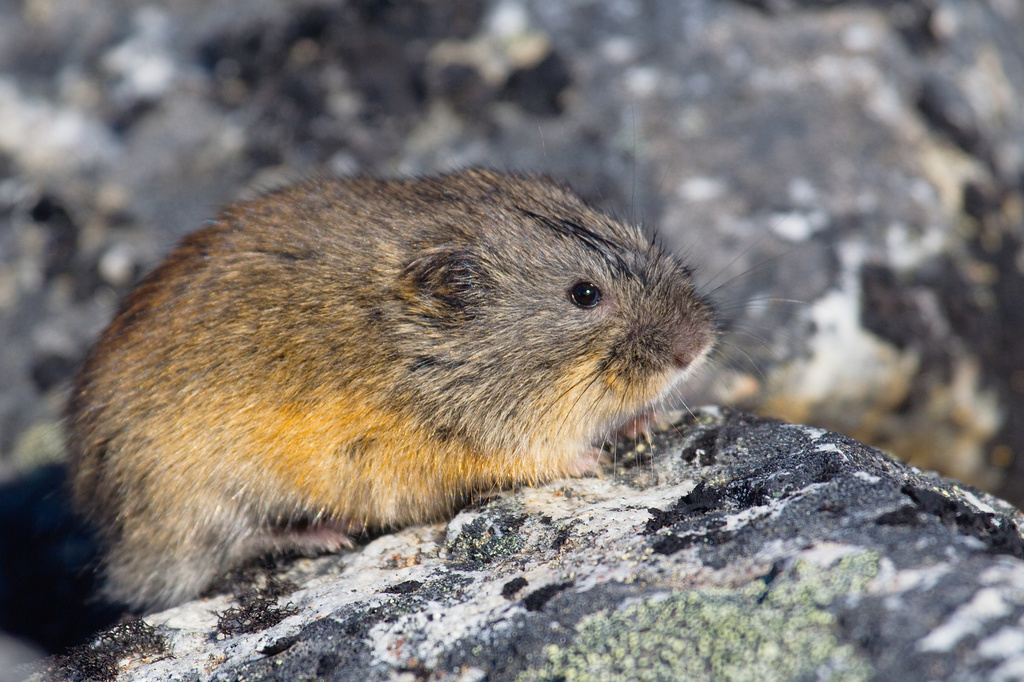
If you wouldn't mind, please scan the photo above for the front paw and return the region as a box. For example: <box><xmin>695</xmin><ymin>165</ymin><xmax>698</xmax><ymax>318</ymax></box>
<box><xmin>566</xmin><ymin>447</ymin><xmax>609</xmax><ymax>478</ymax></box>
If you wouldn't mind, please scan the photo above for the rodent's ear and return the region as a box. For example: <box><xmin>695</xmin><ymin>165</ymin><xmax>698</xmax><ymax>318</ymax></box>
<box><xmin>397</xmin><ymin>247</ymin><xmax>489</xmax><ymax>323</ymax></box>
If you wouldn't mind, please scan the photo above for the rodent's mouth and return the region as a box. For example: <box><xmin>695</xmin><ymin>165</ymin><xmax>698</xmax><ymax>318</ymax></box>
<box><xmin>608</xmin><ymin>407</ymin><xmax>660</xmax><ymax>442</ymax></box>
<box><xmin>601</xmin><ymin>347</ymin><xmax>711</xmax><ymax>445</ymax></box>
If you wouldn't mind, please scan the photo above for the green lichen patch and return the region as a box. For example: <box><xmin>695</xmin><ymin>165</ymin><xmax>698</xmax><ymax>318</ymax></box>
<box><xmin>445</xmin><ymin>512</ymin><xmax>527</xmax><ymax>566</ymax></box>
<box><xmin>518</xmin><ymin>552</ymin><xmax>878</xmax><ymax>682</ymax></box>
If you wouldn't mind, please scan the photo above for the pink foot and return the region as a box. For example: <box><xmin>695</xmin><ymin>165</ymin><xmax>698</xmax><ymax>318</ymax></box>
<box><xmin>566</xmin><ymin>447</ymin><xmax>609</xmax><ymax>478</ymax></box>
<box><xmin>260</xmin><ymin>517</ymin><xmax>360</xmax><ymax>555</ymax></box>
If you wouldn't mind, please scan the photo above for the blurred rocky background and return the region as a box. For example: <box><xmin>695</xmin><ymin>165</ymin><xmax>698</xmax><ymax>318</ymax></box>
<box><xmin>0</xmin><ymin>0</ymin><xmax>1022</xmax><ymax>668</ymax></box>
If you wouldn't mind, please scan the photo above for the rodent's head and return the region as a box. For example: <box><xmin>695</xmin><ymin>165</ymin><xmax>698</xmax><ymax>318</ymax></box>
<box><xmin>391</xmin><ymin>170</ymin><xmax>716</xmax><ymax>459</ymax></box>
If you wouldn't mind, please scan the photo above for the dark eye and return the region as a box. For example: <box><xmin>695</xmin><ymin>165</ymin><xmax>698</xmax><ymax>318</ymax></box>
<box><xmin>569</xmin><ymin>281</ymin><xmax>602</xmax><ymax>308</ymax></box>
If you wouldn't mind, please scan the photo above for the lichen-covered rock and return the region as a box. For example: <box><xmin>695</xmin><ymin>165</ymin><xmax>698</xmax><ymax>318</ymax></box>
<box><xmin>38</xmin><ymin>408</ymin><xmax>1024</xmax><ymax>681</ymax></box>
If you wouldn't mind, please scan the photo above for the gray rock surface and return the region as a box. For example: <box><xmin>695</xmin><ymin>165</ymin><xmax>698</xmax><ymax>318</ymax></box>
<box><xmin>35</xmin><ymin>408</ymin><xmax>1024</xmax><ymax>681</ymax></box>
<box><xmin>1</xmin><ymin>0</ymin><xmax>1023</xmax><ymax>666</ymax></box>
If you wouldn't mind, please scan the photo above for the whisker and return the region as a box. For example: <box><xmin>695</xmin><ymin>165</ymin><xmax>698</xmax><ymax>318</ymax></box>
<box><xmin>712</xmin><ymin>296</ymin><xmax>810</xmax><ymax>313</ymax></box>
<box><xmin>698</xmin><ymin>205</ymin><xmax>811</xmax><ymax>294</ymax></box>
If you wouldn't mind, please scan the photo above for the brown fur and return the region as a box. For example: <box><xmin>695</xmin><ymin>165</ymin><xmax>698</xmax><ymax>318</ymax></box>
<box><xmin>66</xmin><ymin>169</ymin><xmax>715</xmax><ymax>610</ymax></box>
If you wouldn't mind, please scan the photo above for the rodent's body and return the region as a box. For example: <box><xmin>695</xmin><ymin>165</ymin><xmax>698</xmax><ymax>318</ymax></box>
<box><xmin>67</xmin><ymin>170</ymin><xmax>715</xmax><ymax>610</ymax></box>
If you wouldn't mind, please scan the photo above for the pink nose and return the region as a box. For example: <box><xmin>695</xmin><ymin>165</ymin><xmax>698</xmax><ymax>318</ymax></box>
<box><xmin>672</xmin><ymin>326</ymin><xmax>711</xmax><ymax>369</ymax></box>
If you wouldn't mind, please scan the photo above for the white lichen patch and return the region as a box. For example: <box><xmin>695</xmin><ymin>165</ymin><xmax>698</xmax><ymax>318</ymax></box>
<box><xmin>798</xmin><ymin>543</ymin><xmax>868</xmax><ymax>568</ymax></box>
<box><xmin>918</xmin><ymin>588</ymin><xmax>1013</xmax><ymax>652</ymax></box>
<box><xmin>854</xmin><ymin>471</ymin><xmax>882</xmax><ymax>484</ymax></box>
<box><xmin>979</xmin><ymin>626</ymin><xmax>1024</xmax><ymax>660</ymax></box>
<box><xmin>867</xmin><ymin>558</ymin><xmax>953</xmax><ymax>597</ymax></box>
<box><xmin>719</xmin><ymin>498</ymin><xmax>788</xmax><ymax>534</ymax></box>
<box><xmin>802</xmin><ymin>426</ymin><xmax>830</xmax><ymax>441</ymax></box>
<box><xmin>959</xmin><ymin>488</ymin><xmax>999</xmax><ymax>516</ymax></box>
<box><xmin>367</xmin><ymin>575</ymin><xmax>513</xmax><ymax>669</ymax></box>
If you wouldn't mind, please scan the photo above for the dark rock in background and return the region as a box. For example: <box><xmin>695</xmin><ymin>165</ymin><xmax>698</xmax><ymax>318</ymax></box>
<box><xmin>1</xmin><ymin>0</ymin><xmax>1023</xmax><ymax>671</ymax></box>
